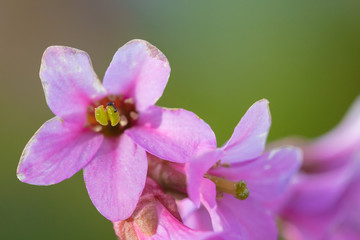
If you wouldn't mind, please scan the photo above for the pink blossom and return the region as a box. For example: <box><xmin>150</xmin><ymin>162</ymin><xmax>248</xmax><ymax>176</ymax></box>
<box><xmin>278</xmin><ymin>96</ymin><xmax>360</xmax><ymax>240</ymax></box>
<box><xmin>17</xmin><ymin>40</ymin><xmax>216</xmax><ymax>221</ymax></box>
<box><xmin>185</xmin><ymin>100</ymin><xmax>302</xmax><ymax>240</ymax></box>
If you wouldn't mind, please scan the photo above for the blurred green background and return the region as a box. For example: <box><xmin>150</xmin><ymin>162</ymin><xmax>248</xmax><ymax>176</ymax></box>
<box><xmin>1</xmin><ymin>0</ymin><xmax>359</xmax><ymax>239</ymax></box>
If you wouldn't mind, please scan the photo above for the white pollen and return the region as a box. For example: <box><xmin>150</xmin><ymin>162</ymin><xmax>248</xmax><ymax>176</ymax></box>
<box><xmin>124</xmin><ymin>98</ymin><xmax>134</xmax><ymax>105</ymax></box>
<box><xmin>93</xmin><ymin>125</ymin><xmax>102</xmax><ymax>132</ymax></box>
<box><xmin>119</xmin><ymin>115</ymin><xmax>128</xmax><ymax>127</ymax></box>
<box><xmin>129</xmin><ymin>111</ymin><xmax>138</xmax><ymax>120</ymax></box>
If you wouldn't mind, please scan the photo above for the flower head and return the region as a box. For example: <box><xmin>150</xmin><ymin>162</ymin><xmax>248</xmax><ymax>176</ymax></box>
<box><xmin>17</xmin><ymin>39</ymin><xmax>216</xmax><ymax>221</ymax></box>
<box><xmin>184</xmin><ymin>99</ymin><xmax>302</xmax><ymax>239</ymax></box>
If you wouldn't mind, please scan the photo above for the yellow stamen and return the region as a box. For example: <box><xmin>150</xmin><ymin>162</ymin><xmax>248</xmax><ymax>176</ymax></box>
<box><xmin>95</xmin><ymin>106</ymin><xmax>109</xmax><ymax>126</ymax></box>
<box><xmin>106</xmin><ymin>105</ymin><xmax>120</xmax><ymax>126</ymax></box>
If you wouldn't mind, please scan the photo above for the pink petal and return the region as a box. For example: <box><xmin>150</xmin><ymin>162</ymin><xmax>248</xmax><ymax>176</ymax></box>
<box><xmin>280</xmin><ymin>220</ymin><xmax>306</xmax><ymax>240</ymax></box>
<box><xmin>200</xmin><ymin>179</ymin><xmax>228</xmax><ymax>233</ymax></box>
<box><xmin>221</xmin><ymin>99</ymin><xmax>271</xmax><ymax>163</ymax></box>
<box><xmin>103</xmin><ymin>39</ymin><xmax>170</xmax><ymax>111</ymax></box>
<box><xmin>283</xmin><ymin>179</ymin><xmax>360</xmax><ymax>240</ymax></box>
<box><xmin>177</xmin><ymin>198</ymin><xmax>214</xmax><ymax>232</ymax></box>
<box><xmin>215</xmin><ymin>195</ymin><xmax>278</xmax><ymax>240</ymax></box>
<box><xmin>126</xmin><ymin>106</ymin><xmax>216</xmax><ymax>163</ymax></box>
<box><xmin>199</xmin><ymin>185</ymin><xmax>277</xmax><ymax>239</ymax></box>
<box><xmin>282</xmin><ymin>210</ymin><xmax>336</xmax><ymax>240</ymax></box>
<box><xmin>286</xmin><ymin>156</ymin><xmax>359</xmax><ymax>214</ymax></box>
<box><xmin>304</xmin><ymin>96</ymin><xmax>360</xmax><ymax>163</ymax></box>
<box><xmin>186</xmin><ymin>151</ymin><xmax>222</xmax><ymax>207</ymax></box>
<box><xmin>17</xmin><ymin>117</ymin><xmax>103</xmax><ymax>185</ymax></box>
<box><xmin>211</xmin><ymin>147</ymin><xmax>302</xmax><ymax>204</ymax></box>
<box><xmin>83</xmin><ymin>135</ymin><xmax>147</xmax><ymax>221</ymax></box>
<box><xmin>40</xmin><ymin>46</ymin><xmax>106</xmax><ymax>124</ymax></box>
<box><xmin>320</xmin><ymin>180</ymin><xmax>360</xmax><ymax>240</ymax></box>
<box><xmin>200</xmin><ymin>179</ymin><xmax>218</xmax><ymax>209</ymax></box>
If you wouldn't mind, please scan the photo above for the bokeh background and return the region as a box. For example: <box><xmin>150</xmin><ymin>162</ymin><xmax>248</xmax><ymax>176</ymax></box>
<box><xmin>1</xmin><ymin>0</ymin><xmax>359</xmax><ymax>239</ymax></box>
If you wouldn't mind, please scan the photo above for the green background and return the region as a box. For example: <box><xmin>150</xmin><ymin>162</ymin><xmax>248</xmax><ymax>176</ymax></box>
<box><xmin>1</xmin><ymin>0</ymin><xmax>359</xmax><ymax>239</ymax></box>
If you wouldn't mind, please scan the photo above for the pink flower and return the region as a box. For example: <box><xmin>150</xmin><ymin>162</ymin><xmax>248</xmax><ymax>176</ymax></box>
<box><xmin>17</xmin><ymin>39</ymin><xmax>216</xmax><ymax>221</ymax></box>
<box><xmin>113</xmin><ymin>178</ymin><xmax>229</xmax><ymax>240</ymax></box>
<box><xmin>278</xmin><ymin>96</ymin><xmax>360</xmax><ymax>240</ymax></box>
<box><xmin>185</xmin><ymin>100</ymin><xmax>302</xmax><ymax>239</ymax></box>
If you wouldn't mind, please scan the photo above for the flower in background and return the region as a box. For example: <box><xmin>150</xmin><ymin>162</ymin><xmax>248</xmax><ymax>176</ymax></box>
<box><xmin>17</xmin><ymin>39</ymin><xmax>216</xmax><ymax>221</ymax></box>
<box><xmin>277</xmin><ymin>96</ymin><xmax>360</xmax><ymax>240</ymax></box>
<box><xmin>113</xmin><ymin>178</ymin><xmax>230</xmax><ymax>240</ymax></box>
<box><xmin>183</xmin><ymin>100</ymin><xmax>302</xmax><ymax>239</ymax></box>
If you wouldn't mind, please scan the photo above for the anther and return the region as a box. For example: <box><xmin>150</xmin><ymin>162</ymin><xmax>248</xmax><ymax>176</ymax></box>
<box><xmin>211</xmin><ymin>160</ymin><xmax>221</xmax><ymax>169</ymax></box>
<box><xmin>124</xmin><ymin>98</ymin><xmax>134</xmax><ymax>105</ymax></box>
<box><xmin>106</xmin><ymin>105</ymin><xmax>120</xmax><ymax>126</ymax></box>
<box><xmin>119</xmin><ymin>115</ymin><xmax>128</xmax><ymax>127</ymax></box>
<box><xmin>94</xmin><ymin>105</ymin><xmax>109</xmax><ymax>126</ymax></box>
<box><xmin>107</xmin><ymin>102</ymin><xmax>118</xmax><ymax>112</ymax></box>
<box><xmin>129</xmin><ymin>111</ymin><xmax>139</xmax><ymax>121</ymax></box>
<box><xmin>93</xmin><ymin>125</ymin><xmax>103</xmax><ymax>132</ymax></box>
<box><xmin>222</xmin><ymin>163</ymin><xmax>231</xmax><ymax>168</ymax></box>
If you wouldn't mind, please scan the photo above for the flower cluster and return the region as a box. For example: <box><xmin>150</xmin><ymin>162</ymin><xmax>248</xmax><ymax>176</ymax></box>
<box><xmin>17</xmin><ymin>40</ymin><xmax>360</xmax><ymax>240</ymax></box>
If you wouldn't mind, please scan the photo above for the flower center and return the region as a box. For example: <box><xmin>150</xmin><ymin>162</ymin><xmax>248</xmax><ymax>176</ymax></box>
<box><xmin>86</xmin><ymin>94</ymin><xmax>138</xmax><ymax>137</ymax></box>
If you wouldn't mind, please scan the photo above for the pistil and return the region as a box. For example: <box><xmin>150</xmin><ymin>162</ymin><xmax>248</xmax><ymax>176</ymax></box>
<box><xmin>204</xmin><ymin>174</ymin><xmax>249</xmax><ymax>200</ymax></box>
<box><xmin>147</xmin><ymin>155</ymin><xmax>250</xmax><ymax>201</ymax></box>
